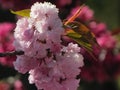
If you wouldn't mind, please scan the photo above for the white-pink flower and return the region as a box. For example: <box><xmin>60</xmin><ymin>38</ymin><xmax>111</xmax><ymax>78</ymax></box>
<box><xmin>30</xmin><ymin>2</ymin><xmax>58</xmax><ymax>19</ymax></box>
<box><xmin>13</xmin><ymin>2</ymin><xmax>84</xmax><ymax>90</ymax></box>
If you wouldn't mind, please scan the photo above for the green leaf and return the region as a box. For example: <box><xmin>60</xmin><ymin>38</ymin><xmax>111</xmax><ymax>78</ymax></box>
<box><xmin>10</xmin><ymin>9</ymin><xmax>30</xmax><ymax>17</ymax></box>
<box><xmin>66</xmin><ymin>30</ymin><xmax>92</xmax><ymax>51</ymax></box>
<box><xmin>65</xmin><ymin>21</ymin><xmax>99</xmax><ymax>51</ymax></box>
<box><xmin>64</xmin><ymin>21</ymin><xmax>100</xmax><ymax>60</ymax></box>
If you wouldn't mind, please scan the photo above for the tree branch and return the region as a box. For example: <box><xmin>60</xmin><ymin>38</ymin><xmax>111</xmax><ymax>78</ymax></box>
<box><xmin>0</xmin><ymin>51</ymin><xmax>24</xmax><ymax>57</ymax></box>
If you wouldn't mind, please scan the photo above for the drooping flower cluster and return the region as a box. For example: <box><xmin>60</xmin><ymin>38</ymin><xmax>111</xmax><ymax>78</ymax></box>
<box><xmin>13</xmin><ymin>2</ymin><xmax>84</xmax><ymax>90</ymax></box>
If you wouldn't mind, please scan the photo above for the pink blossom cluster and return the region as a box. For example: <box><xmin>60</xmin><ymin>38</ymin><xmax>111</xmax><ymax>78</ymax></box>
<box><xmin>81</xmin><ymin>20</ymin><xmax>119</xmax><ymax>82</ymax></box>
<box><xmin>89</xmin><ymin>21</ymin><xmax>116</xmax><ymax>50</ymax></box>
<box><xmin>68</xmin><ymin>6</ymin><xmax>94</xmax><ymax>21</ymax></box>
<box><xmin>0</xmin><ymin>22</ymin><xmax>16</xmax><ymax>67</ymax></box>
<box><xmin>13</xmin><ymin>2</ymin><xmax>84</xmax><ymax>90</ymax></box>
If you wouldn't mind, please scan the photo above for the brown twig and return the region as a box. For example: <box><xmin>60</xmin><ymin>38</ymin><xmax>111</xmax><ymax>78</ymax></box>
<box><xmin>64</xmin><ymin>4</ymin><xmax>85</xmax><ymax>25</ymax></box>
<box><xmin>0</xmin><ymin>51</ymin><xmax>24</xmax><ymax>57</ymax></box>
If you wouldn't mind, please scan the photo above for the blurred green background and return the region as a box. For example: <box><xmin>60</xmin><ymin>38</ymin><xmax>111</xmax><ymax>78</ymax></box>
<box><xmin>86</xmin><ymin>0</ymin><xmax>120</xmax><ymax>29</ymax></box>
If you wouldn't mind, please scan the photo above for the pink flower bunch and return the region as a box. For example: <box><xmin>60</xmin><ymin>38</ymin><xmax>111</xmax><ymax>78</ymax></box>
<box><xmin>0</xmin><ymin>22</ymin><xmax>16</xmax><ymax>67</ymax></box>
<box><xmin>13</xmin><ymin>2</ymin><xmax>84</xmax><ymax>90</ymax></box>
<box><xmin>68</xmin><ymin>5</ymin><xmax>94</xmax><ymax>21</ymax></box>
<box><xmin>89</xmin><ymin>21</ymin><xmax>116</xmax><ymax>49</ymax></box>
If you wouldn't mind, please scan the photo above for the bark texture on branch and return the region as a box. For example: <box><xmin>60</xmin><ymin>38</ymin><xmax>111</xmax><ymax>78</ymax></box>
<box><xmin>0</xmin><ymin>51</ymin><xmax>24</xmax><ymax>57</ymax></box>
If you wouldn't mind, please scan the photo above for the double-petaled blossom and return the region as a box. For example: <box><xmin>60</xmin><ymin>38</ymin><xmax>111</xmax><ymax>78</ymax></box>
<box><xmin>13</xmin><ymin>2</ymin><xmax>84</xmax><ymax>90</ymax></box>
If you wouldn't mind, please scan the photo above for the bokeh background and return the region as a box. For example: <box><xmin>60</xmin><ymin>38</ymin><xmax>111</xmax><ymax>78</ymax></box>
<box><xmin>86</xmin><ymin>0</ymin><xmax>120</xmax><ymax>29</ymax></box>
<box><xmin>0</xmin><ymin>0</ymin><xmax>120</xmax><ymax>90</ymax></box>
